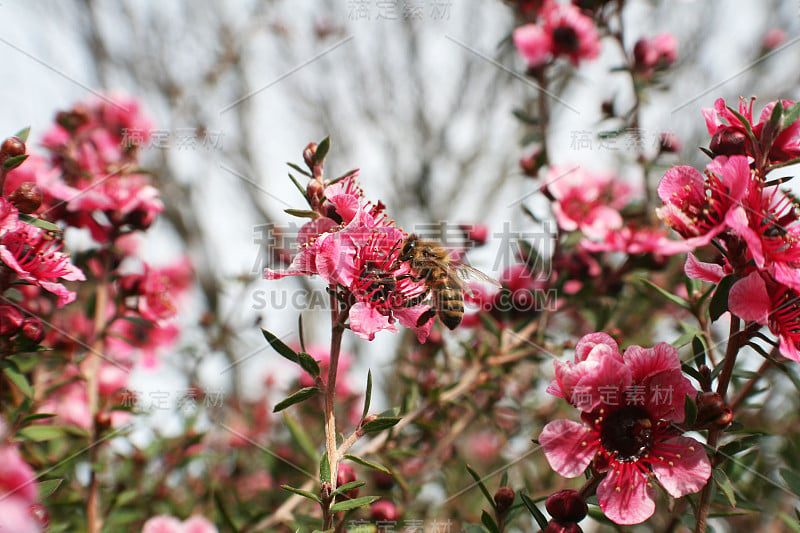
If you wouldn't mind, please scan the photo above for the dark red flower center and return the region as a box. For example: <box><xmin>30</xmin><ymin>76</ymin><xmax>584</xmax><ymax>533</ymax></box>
<box><xmin>599</xmin><ymin>406</ymin><xmax>654</xmax><ymax>462</ymax></box>
<box><xmin>552</xmin><ymin>26</ymin><xmax>580</xmax><ymax>53</ymax></box>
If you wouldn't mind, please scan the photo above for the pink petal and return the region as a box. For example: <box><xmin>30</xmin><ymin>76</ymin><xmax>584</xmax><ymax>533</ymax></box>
<box><xmin>623</xmin><ymin>343</ymin><xmax>681</xmax><ymax>381</ymax></box>
<box><xmin>574</xmin><ymin>353</ymin><xmax>631</xmax><ymax>412</ymax></box>
<box><xmin>779</xmin><ymin>335</ymin><xmax>800</xmax><ymax>363</ymax></box>
<box><xmin>725</xmin><ymin>206</ymin><xmax>764</xmax><ymax>267</ymax></box>
<box><xmin>348</xmin><ymin>302</ymin><xmax>397</xmax><ymax>341</ymax></box>
<box><xmin>182</xmin><ymin>516</ymin><xmax>218</xmax><ymax>533</ymax></box>
<box><xmin>539</xmin><ymin>419</ymin><xmax>598</xmax><ymax>478</ymax></box>
<box><xmin>394</xmin><ymin>306</ymin><xmax>434</xmax><ymax>343</ymax></box>
<box><xmin>574</xmin><ymin>332</ymin><xmax>620</xmax><ymax>362</ymax></box>
<box><xmin>142</xmin><ymin>516</ymin><xmax>183</xmax><ymax>533</ymax></box>
<box><xmin>651</xmin><ymin>436</ymin><xmax>711</xmax><ymax>498</ymax></box>
<box><xmin>512</xmin><ymin>24</ymin><xmax>553</xmax><ymax>68</ymax></box>
<box><xmin>657</xmin><ymin>165</ymin><xmax>704</xmax><ymax>206</ymax></box>
<box><xmin>729</xmin><ymin>271</ymin><xmax>770</xmax><ymax>324</ymax></box>
<box><xmin>684</xmin><ymin>253</ymin><xmax>724</xmax><ymax>283</ymax></box>
<box><xmin>597</xmin><ymin>466</ymin><xmax>656</xmax><ymax>525</ymax></box>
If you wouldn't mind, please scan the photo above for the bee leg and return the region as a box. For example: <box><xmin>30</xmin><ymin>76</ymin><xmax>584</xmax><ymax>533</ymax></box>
<box><xmin>415</xmin><ymin>308</ymin><xmax>436</xmax><ymax>327</ymax></box>
<box><xmin>395</xmin><ymin>273</ymin><xmax>425</xmax><ymax>283</ymax></box>
<box><xmin>401</xmin><ymin>288</ymin><xmax>430</xmax><ymax>308</ymax></box>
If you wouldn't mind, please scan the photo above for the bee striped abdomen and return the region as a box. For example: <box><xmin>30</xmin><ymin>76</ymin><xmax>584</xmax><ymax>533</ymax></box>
<box><xmin>433</xmin><ymin>276</ymin><xmax>464</xmax><ymax>330</ymax></box>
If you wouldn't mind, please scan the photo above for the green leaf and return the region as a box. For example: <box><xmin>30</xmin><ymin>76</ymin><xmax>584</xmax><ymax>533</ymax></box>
<box><xmin>778</xmin><ymin>512</ymin><xmax>800</xmax><ymax>533</ymax></box>
<box><xmin>283</xmin><ymin>412</ymin><xmax>317</xmax><ymax>462</ymax></box>
<box><xmin>280</xmin><ymin>484</ymin><xmax>321</xmax><ymax>504</ymax></box>
<box><xmin>314</xmin><ymin>136</ymin><xmax>330</xmax><ymax>165</ymax></box>
<box><xmin>2</xmin><ymin>360</ymin><xmax>33</xmax><ymax>398</ymax></box>
<box><xmin>465</xmin><ymin>464</ymin><xmax>495</xmax><ymax>509</ymax></box>
<box><xmin>639</xmin><ymin>278</ymin><xmax>691</xmax><ymax>309</ymax></box>
<box><xmin>328</xmin><ymin>168</ymin><xmax>358</xmax><ymax>186</ymax></box>
<box><xmin>709</xmin><ymin>274</ymin><xmax>737</xmax><ymax>322</ymax></box>
<box><xmin>519</xmin><ymin>492</ymin><xmax>548</xmax><ymax>529</ymax></box>
<box><xmin>272</xmin><ymin>387</ymin><xmax>319</xmax><ymax>413</ymax></box>
<box><xmin>332</xmin><ymin>481</ymin><xmax>366</xmax><ymax>498</ymax></box>
<box><xmin>15</xmin><ymin>126</ymin><xmax>30</xmax><ymax>143</ymax></box>
<box><xmin>781</xmin><ymin>468</ymin><xmax>800</xmax><ymax>496</ymax></box>
<box><xmin>782</xmin><ymin>102</ymin><xmax>800</xmax><ymax>132</ymax></box>
<box><xmin>287</xmin><ymin>162</ymin><xmax>312</xmax><ymax>177</ymax></box>
<box><xmin>297</xmin><ymin>351</ymin><xmax>320</xmax><ymax>378</ymax></box>
<box><xmin>37</xmin><ymin>479</ymin><xmax>62</xmax><ymax>499</ymax></box>
<box><xmin>3</xmin><ymin>154</ymin><xmax>27</xmax><ymax>170</ymax></box>
<box><xmin>213</xmin><ymin>492</ymin><xmax>239</xmax><ymax>532</ymax></box>
<box><xmin>360</xmin><ymin>416</ymin><xmax>401</xmax><ymax>434</ymax></box>
<box><xmin>712</xmin><ymin>468</ymin><xmax>736</xmax><ymax>507</ymax></box>
<box><xmin>320</xmin><ymin>453</ymin><xmax>331</xmax><ymax>483</ymax></box>
<box><xmin>329</xmin><ymin>495</ymin><xmax>380</xmax><ymax>513</ymax></box>
<box><xmin>284</xmin><ymin>208</ymin><xmax>320</xmax><ymax>219</ymax></box>
<box><xmin>481</xmin><ymin>510</ymin><xmax>501</xmax><ymax>533</ymax></box>
<box><xmin>343</xmin><ymin>454</ymin><xmax>392</xmax><ymax>475</ymax></box>
<box><xmin>261</xmin><ymin>329</ymin><xmax>298</xmax><ymax>363</ymax></box>
<box><xmin>500</xmin><ymin>471</ymin><xmax>508</xmax><ymax>488</ymax></box>
<box><xmin>684</xmin><ymin>394</ymin><xmax>697</xmax><ymax>428</ymax></box>
<box><xmin>298</xmin><ymin>314</ymin><xmax>307</xmax><ymax>353</ymax></box>
<box><xmin>17</xmin><ymin>425</ymin><xmax>68</xmax><ymax>442</ymax></box>
<box><xmin>22</xmin><ymin>413</ymin><xmax>56</xmax><ymax>423</ymax></box>
<box><xmin>288</xmin><ymin>173</ymin><xmax>307</xmax><ymax>198</ymax></box>
<box><xmin>692</xmin><ymin>335</ymin><xmax>707</xmax><ymax>368</ymax></box>
<box><xmin>361</xmin><ymin>370</ymin><xmax>372</xmax><ymax>421</ymax></box>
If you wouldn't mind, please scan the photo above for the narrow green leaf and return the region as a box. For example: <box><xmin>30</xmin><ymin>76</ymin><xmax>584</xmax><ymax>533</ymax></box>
<box><xmin>314</xmin><ymin>136</ymin><xmax>330</xmax><ymax>164</ymax></box>
<box><xmin>777</xmin><ymin>512</ymin><xmax>800</xmax><ymax>533</ymax></box>
<box><xmin>2</xmin><ymin>360</ymin><xmax>33</xmax><ymax>398</ymax></box>
<box><xmin>782</xmin><ymin>102</ymin><xmax>800</xmax><ymax>132</ymax></box>
<box><xmin>283</xmin><ymin>412</ymin><xmax>317</xmax><ymax>462</ymax></box>
<box><xmin>272</xmin><ymin>387</ymin><xmax>319</xmax><ymax>413</ymax></box>
<box><xmin>287</xmin><ymin>173</ymin><xmax>307</xmax><ymax>198</ymax></box>
<box><xmin>284</xmin><ymin>208</ymin><xmax>320</xmax><ymax>219</ymax></box>
<box><xmin>329</xmin><ymin>495</ymin><xmax>379</xmax><ymax>513</ymax></box>
<box><xmin>37</xmin><ymin>479</ymin><xmax>63</xmax><ymax>499</ymax></box>
<box><xmin>261</xmin><ymin>329</ymin><xmax>298</xmax><ymax>363</ymax></box>
<box><xmin>332</xmin><ymin>481</ymin><xmax>366</xmax><ymax>498</ymax></box>
<box><xmin>320</xmin><ymin>453</ymin><xmax>331</xmax><ymax>483</ymax></box>
<box><xmin>18</xmin><ymin>214</ymin><xmax>62</xmax><ymax>233</ymax></box>
<box><xmin>519</xmin><ymin>492</ymin><xmax>548</xmax><ymax>529</ymax></box>
<box><xmin>22</xmin><ymin>413</ymin><xmax>56</xmax><ymax>423</ymax></box>
<box><xmin>213</xmin><ymin>491</ymin><xmax>239</xmax><ymax>532</ymax></box>
<box><xmin>500</xmin><ymin>471</ymin><xmax>509</xmax><ymax>488</ymax></box>
<box><xmin>280</xmin><ymin>484</ymin><xmax>321</xmax><ymax>504</ymax></box>
<box><xmin>481</xmin><ymin>510</ymin><xmax>501</xmax><ymax>533</ymax></box>
<box><xmin>343</xmin><ymin>454</ymin><xmax>392</xmax><ymax>475</ymax></box>
<box><xmin>709</xmin><ymin>274</ymin><xmax>737</xmax><ymax>322</ymax></box>
<box><xmin>360</xmin><ymin>370</ymin><xmax>372</xmax><ymax>421</ymax></box>
<box><xmin>639</xmin><ymin>278</ymin><xmax>691</xmax><ymax>309</ymax></box>
<box><xmin>712</xmin><ymin>469</ymin><xmax>736</xmax><ymax>507</ymax></box>
<box><xmin>17</xmin><ymin>425</ymin><xmax>67</xmax><ymax>442</ymax></box>
<box><xmin>684</xmin><ymin>394</ymin><xmax>697</xmax><ymax>428</ymax></box>
<box><xmin>287</xmin><ymin>162</ymin><xmax>312</xmax><ymax>177</ymax></box>
<box><xmin>327</xmin><ymin>167</ymin><xmax>359</xmax><ymax>186</ymax></box>
<box><xmin>781</xmin><ymin>468</ymin><xmax>800</xmax><ymax>496</ymax></box>
<box><xmin>297</xmin><ymin>351</ymin><xmax>320</xmax><ymax>378</ymax></box>
<box><xmin>14</xmin><ymin>126</ymin><xmax>31</xmax><ymax>143</ymax></box>
<box><xmin>692</xmin><ymin>335</ymin><xmax>707</xmax><ymax>368</ymax></box>
<box><xmin>298</xmin><ymin>314</ymin><xmax>306</xmax><ymax>353</ymax></box>
<box><xmin>465</xmin><ymin>464</ymin><xmax>495</xmax><ymax>509</ymax></box>
<box><xmin>3</xmin><ymin>154</ymin><xmax>27</xmax><ymax>170</ymax></box>
<box><xmin>360</xmin><ymin>417</ymin><xmax>401</xmax><ymax>434</ymax></box>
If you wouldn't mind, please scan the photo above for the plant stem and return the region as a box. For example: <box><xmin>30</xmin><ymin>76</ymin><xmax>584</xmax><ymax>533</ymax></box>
<box><xmin>322</xmin><ymin>287</ymin><xmax>346</xmax><ymax>530</ymax></box>
<box><xmin>694</xmin><ymin>316</ymin><xmax>741</xmax><ymax>533</ymax></box>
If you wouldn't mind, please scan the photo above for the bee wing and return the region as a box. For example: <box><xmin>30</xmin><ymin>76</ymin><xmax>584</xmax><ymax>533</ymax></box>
<box><xmin>452</xmin><ymin>263</ymin><xmax>501</xmax><ymax>297</ymax></box>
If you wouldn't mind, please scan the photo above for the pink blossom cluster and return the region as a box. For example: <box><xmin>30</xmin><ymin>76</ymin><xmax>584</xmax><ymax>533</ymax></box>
<box><xmin>142</xmin><ymin>514</ymin><xmax>217</xmax><ymax>533</ymax></box>
<box><xmin>266</xmin><ymin>173</ymin><xmax>434</xmax><ymax>342</ymax></box>
<box><xmin>512</xmin><ymin>0</ymin><xmax>601</xmax><ymax>68</ymax></box>
<box><xmin>658</xmin><ymin>98</ymin><xmax>800</xmax><ymax>361</ymax></box>
<box><xmin>0</xmin><ymin>423</ymin><xmax>45</xmax><ymax>533</ymax></box>
<box><xmin>632</xmin><ymin>33</ymin><xmax>678</xmax><ymax>79</ymax></box>
<box><xmin>540</xmin><ymin>333</ymin><xmax>710</xmax><ymax>524</ymax></box>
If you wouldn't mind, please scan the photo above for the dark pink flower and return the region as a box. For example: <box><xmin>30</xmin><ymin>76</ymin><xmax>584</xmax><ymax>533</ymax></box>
<box><xmin>0</xmin><ymin>444</ymin><xmax>42</xmax><ymax>533</ymax></box>
<box><xmin>633</xmin><ymin>33</ymin><xmax>677</xmax><ymax>77</ymax></box>
<box><xmin>729</xmin><ymin>271</ymin><xmax>800</xmax><ymax>362</ymax></box>
<box><xmin>0</xmin><ymin>225</ymin><xmax>85</xmax><ymax>307</ymax></box>
<box><xmin>540</xmin><ymin>333</ymin><xmax>710</xmax><ymax>525</ymax></box>
<box><xmin>542</xmin><ymin>3</ymin><xmax>601</xmax><ymax>66</ymax></box>
<box><xmin>0</xmin><ymin>198</ymin><xmax>19</xmax><ymax>233</ymax></box>
<box><xmin>581</xmin><ymin>226</ymin><xmax>691</xmax><ymax>256</ymax></box>
<box><xmin>656</xmin><ymin>155</ymin><xmax>753</xmax><ymax>247</ymax></box>
<box><xmin>513</xmin><ymin>23</ymin><xmax>553</xmax><ymax>68</ymax></box>
<box><xmin>763</xmin><ymin>28</ymin><xmax>786</xmax><ymax>50</ymax></box>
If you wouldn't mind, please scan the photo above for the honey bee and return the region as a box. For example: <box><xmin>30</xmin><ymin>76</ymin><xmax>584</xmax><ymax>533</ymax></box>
<box><xmin>397</xmin><ymin>234</ymin><xmax>499</xmax><ymax>330</ymax></box>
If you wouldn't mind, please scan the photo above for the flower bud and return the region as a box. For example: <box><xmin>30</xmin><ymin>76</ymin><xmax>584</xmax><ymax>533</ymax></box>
<box><xmin>370</xmin><ymin>500</ymin><xmax>399</xmax><ymax>521</ymax></box>
<box><xmin>306</xmin><ymin>178</ymin><xmax>325</xmax><ymax>211</ymax></box>
<box><xmin>373</xmin><ymin>470</ymin><xmax>395</xmax><ymax>490</ymax></box>
<box><xmin>56</xmin><ymin>108</ymin><xmax>91</xmax><ymax>132</ymax></box>
<box><xmin>659</xmin><ymin>132</ymin><xmax>682</xmax><ymax>154</ymax></box>
<box><xmin>461</xmin><ymin>224</ymin><xmax>489</xmax><ymax>246</ymax></box>
<box><xmin>494</xmin><ymin>486</ymin><xmax>515</xmax><ymax>513</ymax></box>
<box><xmin>545</xmin><ymin>489</ymin><xmax>587</xmax><ymax>522</ymax></box>
<box><xmin>0</xmin><ymin>136</ymin><xmax>26</xmax><ymax>164</ymax></box>
<box><xmin>709</xmin><ymin>126</ymin><xmax>748</xmax><ymax>157</ymax></box>
<box><xmin>8</xmin><ymin>182</ymin><xmax>43</xmax><ymax>214</ymax></box>
<box><xmin>696</xmin><ymin>391</ymin><xmax>727</xmax><ymax>426</ymax></box>
<box><xmin>543</xmin><ymin>520</ymin><xmax>583</xmax><ymax>533</ymax></box>
<box><xmin>0</xmin><ymin>305</ymin><xmax>24</xmax><ymax>336</ymax></box>
<box><xmin>30</xmin><ymin>503</ymin><xmax>49</xmax><ymax>529</ymax></box>
<box><xmin>20</xmin><ymin>317</ymin><xmax>45</xmax><ymax>344</ymax></box>
<box><xmin>336</xmin><ymin>464</ymin><xmax>359</xmax><ymax>499</ymax></box>
<box><xmin>303</xmin><ymin>142</ymin><xmax>318</xmax><ymax>169</ymax></box>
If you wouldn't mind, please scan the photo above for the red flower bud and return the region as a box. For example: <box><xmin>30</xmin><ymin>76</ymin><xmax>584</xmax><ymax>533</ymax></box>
<box><xmin>493</xmin><ymin>486</ymin><xmax>515</xmax><ymax>512</ymax></box>
<box><xmin>0</xmin><ymin>305</ymin><xmax>24</xmax><ymax>336</ymax></box>
<box><xmin>709</xmin><ymin>126</ymin><xmax>748</xmax><ymax>157</ymax></box>
<box><xmin>336</xmin><ymin>464</ymin><xmax>359</xmax><ymax>499</ymax></box>
<box><xmin>370</xmin><ymin>500</ymin><xmax>399</xmax><ymax>521</ymax></box>
<box><xmin>545</xmin><ymin>489</ymin><xmax>587</xmax><ymax>522</ymax></box>
<box><xmin>303</xmin><ymin>142</ymin><xmax>318</xmax><ymax>169</ymax></box>
<box><xmin>543</xmin><ymin>520</ymin><xmax>583</xmax><ymax>533</ymax></box>
<box><xmin>373</xmin><ymin>470</ymin><xmax>395</xmax><ymax>490</ymax></box>
<box><xmin>29</xmin><ymin>503</ymin><xmax>49</xmax><ymax>529</ymax></box>
<box><xmin>0</xmin><ymin>136</ymin><xmax>26</xmax><ymax>164</ymax></box>
<box><xmin>8</xmin><ymin>182</ymin><xmax>43</xmax><ymax>214</ymax></box>
<box><xmin>20</xmin><ymin>317</ymin><xmax>45</xmax><ymax>344</ymax></box>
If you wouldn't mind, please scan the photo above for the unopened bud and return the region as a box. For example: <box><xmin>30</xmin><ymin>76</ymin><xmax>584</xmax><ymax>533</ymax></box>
<box><xmin>370</xmin><ymin>500</ymin><xmax>399</xmax><ymax>521</ymax></box>
<box><xmin>373</xmin><ymin>470</ymin><xmax>395</xmax><ymax>490</ymax></box>
<box><xmin>0</xmin><ymin>305</ymin><xmax>24</xmax><ymax>336</ymax></box>
<box><xmin>56</xmin><ymin>108</ymin><xmax>90</xmax><ymax>132</ymax></box>
<box><xmin>29</xmin><ymin>503</ymin><xmax>49</xmax><ymax>529</ymax></box>
<box><xmin>709</xmin><ymin>126</ymin><xmax>748</xmax><ymax>157</ymax></box>
<box><xmin>8</xmin><ymin>182</ymin><xmax>42</xmax><ymax>214</ymax></box>
<box><xmin>494</xmin><ymin>486</ymin><xmax>515</xmax><ymax>513</ymax></box>
<box><xmin>659</xmin><ymin>132</ymin><xmax>682</xmax><ymax>154</ymax></box>
<box><xmin>543</xmin><ymin>520</ymin><xmax>583</xmax><ymax>533</ymax></box>
<box><xmin>0</xmin><ymin>136</ymin><xmax>26</xmax><ymax>164</ymax></box>
<box><xmin>306</xmin><ymin>179</ymin><xmax>325</xmax><ymax>211</ymax></box>
<box><xmin>303</xmin><ymin>143</ymin><xmax>318</xmax><ymax>169</ymax></box>
<box><xmin>461</xmin><ymin>224</ymin><xmax>488</xmax><ymax>246</ymax></box>
<box><xmin>336</xmin><ymin>464</ymin><xmax>359</xmax><ymax>499</ymax></box>
<box><xmin>545</xmin><ymin>489</ymin><xmax>587</xmax><ymax>522</ymax></box>
<box><xmin>20</xmin><ymin>317</ymin><xmax>45</xmax><ymax>344</ymax></box>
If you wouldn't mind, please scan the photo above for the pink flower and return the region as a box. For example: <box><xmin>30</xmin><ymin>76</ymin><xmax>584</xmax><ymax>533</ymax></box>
<box><xmin>513</xmin><ymin>24</ymin><xmax>553</xmax><ymax>68</ymax></box>
<box><xmin>0</xmin><ymin>224</ymin><xmax>85</xmax><ymax>307</ymax></box>
<box><xmin>633</xmin><ymin>33</ymin><xmax>678</xmax><ymax>76</ymax></box>
<box><xmin>0</xmin><ymin>197</ymin><xmax>19</xmax><ymax>233</ymax></box>
<box><xmin>142</xmin><ymin>515</ymin><xmax>217</xmax><ymax>533</ymax></box>
<box><xmin>729</xmin><ymin>271</ymin><xmax>800</xmax><ymax>361</ymax></box>
<box><xmin>763</xmin><ymin>28</ymin><xmax>786</xmax><ymax>50</ymax></box>
<box><xmin>656</xmin><ymin>155</ymin><xmax>753</xmax><ymax>247</ymax></box>
<box><xmin>0</xmin><ymin>445</ymin><xmax>42</xmax><ymax>533</ymax></box>
<box><xmin>540</xmin><ymin>333</ymin><xmax>710</xmax><ymax>525</ymax></box>
<box><xmin>545</xmin><ymin>166</ymin><xmax>631</xmax><ymax>239</ymax></box>
<box><xmin>542</xmin><ymin>3</ymin><xmax>601</xmax><ymax>66</ymax></box>
<box><xmin>581</xmin><ymin>225</ymin><xmax>691</xmax><ymax>256</ymax></box>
